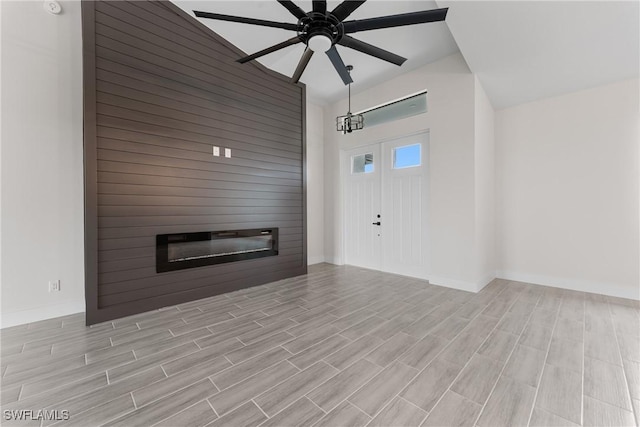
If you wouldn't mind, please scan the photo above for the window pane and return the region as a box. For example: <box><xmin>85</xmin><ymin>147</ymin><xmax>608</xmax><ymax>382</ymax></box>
<box><xmin>352</xmin><ymin>153</ymin><xmax>374</xmax><ymax>174</ymax></box>
<box><xmin>394</xmin><ymin>144</ymin><xmax>421</xmax><ymax>169</ymax></box>
<box><xmin>361</xmin><ymin>92</ymin><xmax>427</xmax><ymax>129</ymax></box>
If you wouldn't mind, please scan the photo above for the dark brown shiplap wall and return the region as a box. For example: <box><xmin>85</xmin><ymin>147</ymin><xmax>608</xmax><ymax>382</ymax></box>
<box><xmin>82</xmin><ymin>0</ymin><xmax>306</xmax><ymax>325</ymax></box>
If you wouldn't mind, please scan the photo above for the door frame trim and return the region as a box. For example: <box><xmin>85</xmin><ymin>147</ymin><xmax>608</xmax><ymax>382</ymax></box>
<box><xmin>339</xmin><ymin>130</ymin><xmax>430</xmax><ymax>278</ymax></box>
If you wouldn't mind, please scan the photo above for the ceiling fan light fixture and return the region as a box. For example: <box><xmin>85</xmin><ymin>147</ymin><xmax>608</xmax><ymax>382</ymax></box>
<box><xmin>307</xmin><ymin>34</ymin><xmax>333</xmax><ymax>52</ymax></box>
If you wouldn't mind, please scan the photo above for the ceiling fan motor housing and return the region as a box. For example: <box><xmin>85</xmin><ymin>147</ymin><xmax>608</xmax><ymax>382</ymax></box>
<box><xmin>298</xmin><ymin>12</ymin><xmax>343</xmax><ymax>51</ymax></box>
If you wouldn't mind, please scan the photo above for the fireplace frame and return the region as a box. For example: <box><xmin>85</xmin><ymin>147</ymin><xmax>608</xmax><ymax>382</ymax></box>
<box><xmin>156</xmin><ymin>228</ymin><xmax>279</xmax><ymax>273</ymax></box>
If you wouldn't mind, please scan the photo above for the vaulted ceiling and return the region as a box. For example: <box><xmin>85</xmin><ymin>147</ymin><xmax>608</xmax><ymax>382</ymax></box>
<box><xmin>439</xmin><ymin>0</ymin><xmax>639</xmax><ymax>109</ymax></box>
<box><xmin>173</xmin><ymin>1</ymin><xmax>639</xmax><ymax>109</ymax></box>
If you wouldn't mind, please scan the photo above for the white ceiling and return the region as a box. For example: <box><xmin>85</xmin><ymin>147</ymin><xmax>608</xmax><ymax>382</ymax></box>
<box><xmin>439</xmin><ymin>0</ymin><xmax>640</xmax><ymax>109</ymax></box>
<box><xmin>173</xmin><ymin>1</ymin><xmax>461</xmax><ymax>104</ymax></box>
<box><xmin>173</xmin><ymin>1</ymin><xmax>639</xmax><ymax>109</ymax></box>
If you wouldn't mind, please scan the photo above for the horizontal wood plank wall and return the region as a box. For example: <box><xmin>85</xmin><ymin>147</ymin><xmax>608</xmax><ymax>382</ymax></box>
<box><xmin>83</xmin><ymin>0</ymin><xmax>306</xmax><ymax>325</ymax></box>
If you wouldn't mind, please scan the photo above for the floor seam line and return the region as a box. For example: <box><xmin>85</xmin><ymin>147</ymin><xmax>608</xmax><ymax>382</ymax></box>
<box><xmin>524</xmin><ymin>294</ymin><xmax>562</xmax><ymax>426</ymax></box>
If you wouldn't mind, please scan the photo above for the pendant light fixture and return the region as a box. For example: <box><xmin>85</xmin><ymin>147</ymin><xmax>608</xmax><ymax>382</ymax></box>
<box><xmin>336</xmin><ymin>65</ymin><xmax>364</xmax><ymax>134</ymax></box>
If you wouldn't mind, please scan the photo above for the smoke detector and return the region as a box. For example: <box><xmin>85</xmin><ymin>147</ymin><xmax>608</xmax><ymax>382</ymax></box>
<box><xmin>44</xmin><ymin>1</ymin><xmax>62</xmax><ymax>15</ymax></box>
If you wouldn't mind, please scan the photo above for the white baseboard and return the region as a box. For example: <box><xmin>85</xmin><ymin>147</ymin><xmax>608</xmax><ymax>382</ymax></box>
<box><xmin>324</xmin><ymin>257</ymin><xmax>344</xmax><ymax>266</ymax></box>
<box><xmin>496</xmin><ymin>270</ymin><xmax>640</xmax><ymax>301</ymax></box>
<box><xmin>429</xmin><ymin>275</ymin><xmax>490</xmax><ymax>293</ymax></box>
<box><xmin>1</xmin><ymin>300</ymin><xmax>85</xmax><ymax>329</ymax></box>
<box><xmin>307</xmin><ymin>256</ymin><xmax>326</xmax><ymax>266</ymax></box>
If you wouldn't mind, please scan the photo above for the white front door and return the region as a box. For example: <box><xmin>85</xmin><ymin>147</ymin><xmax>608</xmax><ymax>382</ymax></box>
<box><xmin>343</xmin><ymin>133</ymin><xmax>429</xmax><ymax>279</ymax></box>
<box><xmin>380</xmin><ymin>135</ymin><xmax>428</xmax><ymax>279</ymax></box>
<box><xmin>343</xmin><ymin>144</ymin><xmax>382</xmax><ymax>271</ymax></box>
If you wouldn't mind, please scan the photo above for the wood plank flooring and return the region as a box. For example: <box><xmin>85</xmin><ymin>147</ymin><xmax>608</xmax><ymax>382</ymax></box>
<box><xmin>1</xmin><ymin>264</ymin><xmax>638</xmax><ymax>426</ymax></box>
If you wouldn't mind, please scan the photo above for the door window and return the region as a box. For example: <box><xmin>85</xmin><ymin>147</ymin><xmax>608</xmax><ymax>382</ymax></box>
<box><xmin>393</xmin><ymin>143</ymin><xmax>421</xmax><ymax>169</ymax></box>
<box><xmin>352</xmin><ymin>153</ymin><xmax>374</xmax><ymax>174</ymax></box>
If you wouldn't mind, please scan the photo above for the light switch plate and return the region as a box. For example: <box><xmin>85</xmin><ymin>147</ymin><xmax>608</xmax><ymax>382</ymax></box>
<box><xmin>213</xmin><ymin>146</ymin><xmax>220</xmax><ymax>156</ymax></box>
<box><xmin>224</xmin><ymin>148</ymin><xmax>231</xmax><ymax>158</ymax></box>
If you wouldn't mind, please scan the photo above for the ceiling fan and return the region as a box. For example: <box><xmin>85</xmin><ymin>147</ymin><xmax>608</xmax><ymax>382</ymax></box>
<box><xmin>194</xmin><ymin>1</ymin><xmax>448</xmax><ymax>85</ymax></box>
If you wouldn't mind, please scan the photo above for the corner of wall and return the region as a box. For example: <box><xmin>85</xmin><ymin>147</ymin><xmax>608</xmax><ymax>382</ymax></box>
<box><xmin>429</xmin><ymin>273</ymin><xmax>494</xmax><ymax>293</ymax></box>
<box><xmin>472</xmin><ymin>76</ymin><xmax>497</xmax><ymax>288</ymax></box>
<box><xmin>306</xmin><ymin>100</ymin><xmax>326</xmax><ymax>265</ymax></box>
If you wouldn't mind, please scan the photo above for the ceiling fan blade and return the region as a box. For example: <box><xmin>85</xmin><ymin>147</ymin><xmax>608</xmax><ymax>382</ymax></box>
<box><xmin>238</xmin><ymin>37</ymin><xmax>302</xmax><ymax>64</ymax></box>
<box><xmin>338</xmin><ymin>35</ymin><xmax>406</xmax><ymax>66</ymax></box>
<box><xmin>313</xmin><ymin>1</ymin><xmax>327</xmax><ymax>14</ymax></box>
<box><xmin>194</xmin><ymin>11</ymin><xmax>299</xmax><ymax>31</ymax></box>
<box><xmin>291</xmin><ymin>49</ymin><xmax>314</xmax><ymax>83</ymax></box>
<box><xmin>331</xmin><ymin>1</ymin><xmax>367</xmax><ymax>22</ymax></box>
<box><xmin>276</xmin><ymin>1</ymin><xmax>306</xmax><ymax>20</ymax></box>
<box><xmin>343</xmin><ymin>8</ymin><xmax>448</xmax><ymax>33</ymax></box>
<box><xmin>325</xmin><ymin>46</ymin><xmax>353</xmax><ymax>85</ymax></box>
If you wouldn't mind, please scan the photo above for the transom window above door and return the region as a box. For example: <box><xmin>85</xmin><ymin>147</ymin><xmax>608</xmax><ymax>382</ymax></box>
<box><xmin>358</xmin><ymin>92</ymin><xmax>428</xmax><ymax>129</ymax></box>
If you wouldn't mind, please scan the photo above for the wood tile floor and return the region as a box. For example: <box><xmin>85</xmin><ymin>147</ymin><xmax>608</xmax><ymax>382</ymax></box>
<box><xmin>1</xmin><ymin>264</ymin><xmax>639</xmax><ymax>426</ymax></box>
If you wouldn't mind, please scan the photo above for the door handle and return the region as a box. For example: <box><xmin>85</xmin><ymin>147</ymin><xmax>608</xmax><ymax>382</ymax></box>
<box><xmin>372</xmin><ymin>222</ymin><xmax>381</xmax><ymax>226</ymax></box>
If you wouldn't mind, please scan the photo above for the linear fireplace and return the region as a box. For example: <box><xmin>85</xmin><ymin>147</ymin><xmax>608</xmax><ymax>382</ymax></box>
<box><xmin>156</xmin><ymin>228</ymin><xmax>278</xmax><ymax>273</ymax></box>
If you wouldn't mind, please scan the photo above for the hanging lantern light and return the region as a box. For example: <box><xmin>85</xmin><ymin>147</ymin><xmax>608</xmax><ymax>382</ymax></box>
<box><xmin>336</xmin><ymin>65</ymin><xmax>364</xmax><ymax>134</ymax></box>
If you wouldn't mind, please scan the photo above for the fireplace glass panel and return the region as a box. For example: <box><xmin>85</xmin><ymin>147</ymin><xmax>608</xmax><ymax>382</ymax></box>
<box><xmin>168</xmin><ymin>235</ymin><xmax>273</xmax><ymax>262</ymax></box>
<box><xmin>156</xmin><ymin>229</ymin><xmax>278</xmax><ymax>273</ymax></box>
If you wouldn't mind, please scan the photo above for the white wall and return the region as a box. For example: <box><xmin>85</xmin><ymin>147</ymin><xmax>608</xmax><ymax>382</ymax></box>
<box><xmin>323</xmin><ymin>53</ymin><xmax>491</xmax><ymax>291</ymax></box>
<box><xmin>1</xmin><ymin>0</ymin><xmax>85</xmax><ymax>327</ymax></box>
<box><xmin>496</xmin><ymin>78</ymin><xmax>640</xmax><ymax>300</ymax></box>
<box><xmin>306</xmin><ymin>100</ymin><xmax>325</xmax><ymax>265</ymax></box>
<box><xmin>474</xmin><ymin>77</ymin><xmax>496</xmax><ymax>285</ymax></box>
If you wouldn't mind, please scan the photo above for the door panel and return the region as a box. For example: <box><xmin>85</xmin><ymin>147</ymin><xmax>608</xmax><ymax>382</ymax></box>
<box><xmin>344</xmin><ymin>145</ymin><xmax>381</xmax><ymax>270</ymax></box>
<box><xmin>382</xmin><ymin>135</ymin><xmax>428</xmax><ymax>278</ymax></box>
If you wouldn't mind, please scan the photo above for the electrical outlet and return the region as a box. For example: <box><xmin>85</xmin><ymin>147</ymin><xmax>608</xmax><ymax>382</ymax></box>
<box><xmin>49</xmin><ymin>280</ymin><xmax>60</xmax><ymax>292</ymax></box>
<box><xmin>224</xmin><ymin>148</ymin><xmax>231</xmax><ymax>158</ymax></box>
<box><xmin>213</xmin><ymin>146</ymin><xmax>220</xmax><ymax>157</ymax></box>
